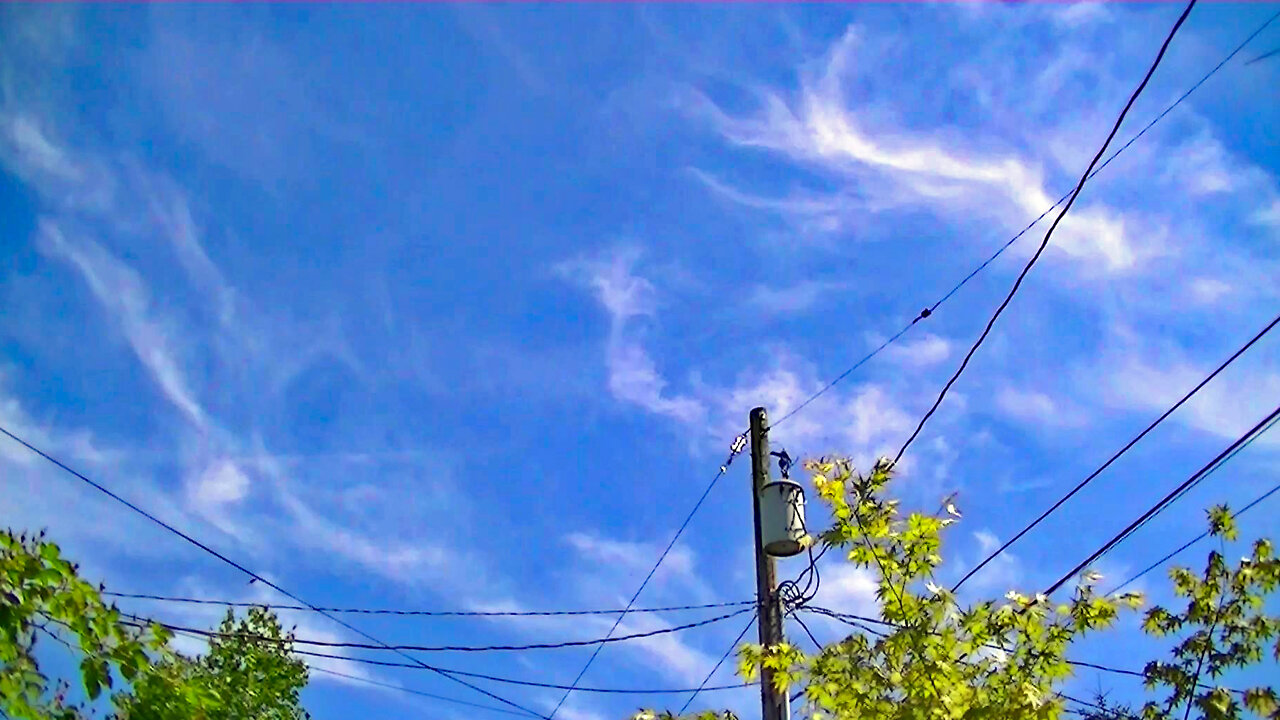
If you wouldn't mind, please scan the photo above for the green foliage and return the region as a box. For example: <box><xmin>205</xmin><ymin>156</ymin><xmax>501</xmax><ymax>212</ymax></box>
<box><xmin>1138</xmin><ymin>506</ymin><xmax>1280</xmax><ymax>720</ymax></box>
<box><xmin>117</xmin><ymin>607</ymin><xmax>311</xmax><ymax>720</ymax></box>
<box><xmin>2</xmin><ymin>528</ymin><xmax>310</xmax><ymax>720</ymax></box>
<box><xmin>1</xmin><ymin>529</ymin><xmax>163</xmax><ymax>720</ymax></box>
<box><xmin>632</xmin><ymin>460</ymin><xmax>1278</xmax><ymax>720</ymax></box>
<box><xmin>635</xmin><ymin>458</ymin><xmax>1138</xmax><ymax>720</ymax></box>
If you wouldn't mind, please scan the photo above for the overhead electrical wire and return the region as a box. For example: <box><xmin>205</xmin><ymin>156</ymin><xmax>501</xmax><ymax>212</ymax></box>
<box><xmin>952</xmin><ymin>311</ymin><xmax>1280</xmax><ymax>592</ymax></box>
<box><xmin>1107</xmin><ymin>472</ymin><xmax>1280</xmax><ymax>595</ymax></box>
<box><xmin>103</xmin><ymin>591</ymin><xmax>753</xmax><ymax>617</ymax></box>
<box><xmin>7</xmin><ymin>11</ymin><xmax>1274</xmax><ymax>716</ymax></box>
<box><xmin>892</xmin><ymin>0</ymin><xmax>1197</xmax><ymax>465</ymax></box>
<box><xmin>548</xmin><ymin>434</ymin><xmax>749</xmax><ymax>718</ymax></box>
<box><xmin>123</xmin><ymin>607</ymin><xmax>751</xmax><ymax>653</ymax></box>
<box><xmin>768</xmin><ymin>3</ymin><xmax>1279</xmax><ymax>438</ymax></box>
<box><xmin>295</xmin><ymin>647</ymin><xmax>755</xmax><ymax>695</ymax></box>
<box><xmin>0</xmin><ymin>426</ymin><xmax>548</xmax><ymax>720</ymax></box>
<box><xmin>134</xmin><ymin>618</ymin><xmax>757</xmax><ymax>695</ymax></box>
<box><xmin>305</xmin><ymin>665</ymin><xmax>529</xmax><ymax>718</ymax></box>
<box><xmin>1245</xmin><ymin>46</ymin><xmax>1280</xmax><ymax>65</ymax></box>
<box><xmin>678</xmin><ymin>614</ymin><xmax>758</xmax><ymax>715</ymax></box>
<box><xmin>1041</xmin><ymin>403</ymin><xmax>1280</xmax><ymax>598</ymax></box>
<box><xmin>1117</xmin><ymin>411</ymin><xmax>1280</xmax><ymax>546</ymax></box>
<box><xmin>801</xmin><ymin>606</ymin><xmax>1234</xmax><ymax>693</ymax></box>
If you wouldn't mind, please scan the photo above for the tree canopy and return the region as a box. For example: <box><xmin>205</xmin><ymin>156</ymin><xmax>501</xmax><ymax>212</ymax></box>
<box><xmin>639</xmin><ymin>457</ymin><xmax>1279</xmax><ymax>720</ymax></box>
<box><xmin>1</xmin><ymin>529</ymin><xmax>309</xmax><ymax>720</ymax></box>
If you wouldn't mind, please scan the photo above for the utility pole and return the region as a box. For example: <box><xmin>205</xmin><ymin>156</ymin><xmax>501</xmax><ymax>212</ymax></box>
<box><xmin>749</xmin><ymin>406</ymin><xmax>789</xmax><ymax>720</ymax></box>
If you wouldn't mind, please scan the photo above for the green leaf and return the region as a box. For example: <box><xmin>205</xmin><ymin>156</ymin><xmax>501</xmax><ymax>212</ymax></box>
<box><xmin>80</xmin><ymin>657</ymin><xmax>102</xmax><ymax>700</ymax></box>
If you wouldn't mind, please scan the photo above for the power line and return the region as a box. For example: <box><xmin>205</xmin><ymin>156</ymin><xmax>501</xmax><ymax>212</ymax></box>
<box><xmin>1107</xmin><ymin>471</ymin><xmax>1280</xmax><ymax>595</ymax></box>
<box><xmin>549</xmin><ymin>434</ymin><xmax>748</xmax><ymax>717</ymax></box>
<box><xmin>1245</xmin><ymin>46</ymin><xmax>1280</xmax><ymax>65</ymax></box>
<box><xmin>133</xmin><ymin>617</ymin><xmax>757</xmax><ymax>695</ymax></box>
<box><xmin>295</xmin><ymin>648</ymin><xmax>755</xmax><ymax>695</ymax></box>
<box><xmin>0</xmin><ymin>425</ymin><xmax>547</xmax><ymax>720</ymax></box>
<box><xmin>893</xmin><ymin>0</ymin><xmax>1198</xmax><ymax>465</ymax></box>
<box><xmin>124</xmin><ymin>607</ymin><xmax>751</xmax><ymax>653</ymax></box>
<box><xmin>1041</xmin><ymin>403</ymin><xmax>1280</xmax><ymax>598</ymax></box>
<box><xmin>768</xmin><ymin>5</ymin><xmax>1278</xmax><ymax>438</ymax></box>
<box><xmin>678</xmin><ymin>614</ymin><xmax>758</xmax><ymax>714</ymax></box>
<box><xmin>306</xmin><ymin>665</ymin><xmax>528</xmax><ymax>718</ymax></box>
<box><xmin>951</xmin><ymin>311</ymin><xmax>1280</xmax><ymax>592</ymax></box>
<box><xmin>103</xmin><ymin>591</ymin><xmax>753</xmax><ymax>618</ymax></box>
<box><xmin>801</xmin><ymin>606</ymin><xmax>1232</xmax><ymax>691</ymax></box>
<box><xmin>1107</xmin><ymin>411</ymin><xmax>1280</xmax><ymax>570</ymax></box>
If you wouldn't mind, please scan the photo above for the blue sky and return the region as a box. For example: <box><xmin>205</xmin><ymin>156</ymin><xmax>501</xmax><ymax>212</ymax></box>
<box><xmin>2</xmin><ymin>2</ymin><xmax>1279</xmax><ymax>718</ymax></box>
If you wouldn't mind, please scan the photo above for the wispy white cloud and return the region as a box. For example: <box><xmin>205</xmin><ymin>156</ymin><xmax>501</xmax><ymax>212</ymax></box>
<box><xmin>565</xmin><ymin>532</ymin><xmax>696</xmax><ymax>582</ymax></box>
<box><xmin>816</xmin><ymin>564</ymin><xmax>879</xmax><ymax>618</ymax></box>
<box><xmin>994</xmin><ymin>386</ymin><xmax>1085</xmax><ymax>428</ymax></box>
<box><xmin>686</xmin><ymin>26</ymin><xmax>1155</xmax><ymax>272</ymax></box>
<box><xmin>37</xmin><ymin>222</ymin><xmax>208</xmax><ymax>430</ymax></box>
<box><xmin>277</xmin><ymin>488</ymin><xmax>455</xmax><ymax>584</ymax></box>
<box><xmin>1186</xmin><ymin>277</ymin><xmax>1233</xmax><ymax>305</ymax></box>
<box><xmin>558</xmin><ymin>247</ymin><xmax>706</xmax><ymax>426</ymax></box>
<box><xmin>689</xmin><ymin>167</ymin><xmax>854</xmax><ymax>237</ymax></box>
<box><xmin>881</xmin><ymin>333</ymin><xmax>951</xmax><ymax>368</ymax></box>
<box><xmin>957</xmin><ymin>529</ymin><xmax>1022</xmax><ymax>594</ymax></box>
<box><xmin>1100</xmin><ymin>352</ymin><xmax>1280</xmax><ymax>448</ymax></box>
<box><xmin>704</xmin><ymin>353</ymin><xmax>932</xmax><ymax>484</ymax></box>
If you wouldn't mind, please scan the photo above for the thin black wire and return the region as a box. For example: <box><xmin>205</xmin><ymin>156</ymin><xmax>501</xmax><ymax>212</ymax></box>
<box><xmin>1086</xmin><ymin>410</ymin><xmax>1280</xmax><ymax>577</ymax></box>
<box><xmin>789</xmin><ymin>611</ymin><xmax>822</xmax><ymax>651</ymax></box>
<box><xmin>550</xmin><ymin>438</ymin><xmax>747</xmax><ymax>717</ymax></box>
<box><xmin>1245</xmin><ymin>46</ymin><xmax>1280</xmax><ymax>65</ymax></box>
<box><xmin>1105</xmin><ymin>412</ymin><xmax>1280</xmax><ymax>588</ymax></box>
<box><xmin>124</xmin><ymin>607</ymin><xmax>751</xmax><ymax>653</ymax></box>
<box><xmin>952</xmin><ymin>311</ymin><xmax>1280</xmax><ymax>592</ymax></box>
<box><xmin>767</xmin><ymin>5</ymin><xmax>1279</xmax><ymax>438</ymax></box>
<box><xmin>770</xmin><ymin>325</ymin><xmax>913</xmax><ymax>430</ymax></box>
<box><xmin>801</xmin><ymin>607</ymin><xmax>892</xmax><ymax>637</ymax></box>
<box><xmin>0</xmin><ymin>425</ymin><xmax>547</xmax><ymax>720</ymax></box>
<box><xmin>1041</xmin><ymin>403</ymin><xmax>1280</xmax><ymax>598</ymax></box>
<box><xmin>894</xmin><ymin>0</ymin><xmax>1198</xmax><ymax>466</ymax></box>
<box><xmin>1107</xmin><ymin>473</ymin><xmax>1280</xmax><ymax>595</ymax></box>
<box><xmin>678</xmin><ymin>614</ymin><xmax>757</xmax><ymax>714</ymax></box>
<box><xmin>801</xmin><ymin>607</ymin><xmax>1237</xmax><ymax>693</ymax></box>
<box><xmin>306</xmin><ymin>665</ymin><xmax>528</xmax><ymax>717</ymax></box>
<box><xmin>137</xmin><ymin>618</ymin><xmax>758</xmax><ymax>695</ymax></box>
<box><xmin>289</xmin><ymin>646</ymin><xmax>756</xmax><ymax>694</ymax></box>
<box><xmin>103</xmin><ymin>591</ymin><xmax>753</xmax><ymax>617</ymax></box>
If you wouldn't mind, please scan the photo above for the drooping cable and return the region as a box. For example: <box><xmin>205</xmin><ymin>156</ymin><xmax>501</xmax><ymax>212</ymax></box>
<box><xmin>1041</xmin><ymin>403</ymin><xmax>1280</xmax><ymax>598</ymax></box>
<box><xmin>678</xmin><ymin>614</ymin><xmax>758</xmax><ymax>715</ymax></box>
<box><xmin>121</xmin><ymin>607</ymin><xmax>751</xmax><ymax>653</ymax></box>
<box><xmin>893</xmin><ymin>0</ymin><xmax>1198</xmax><ymax>465</ymax></box>
<box><xmin>1106</xmin><ymin>474</ymin><xmax>1280</xmax><ymax>595</ymax></box>
<box><xmin>952</xmin><ymin>311</ymin><xmax>1280</xmax><ymax>592</ymax></box>
<box><xmin>767</xmin><ymin>4</ymin><xmax>1278</xmax><ymax>438</ymax></box>
<box><xmin>306</xmin><ymin>665</ymin><xmax>529</xmax><ymax>717</ymax></box>
<box><xmin>548</xmin><ymin>434</ymin><xmax>749</xmax><ymax>717</ymax></box>
<box><xmin>102</xmin><ymin>591</ymin><xmax>753</xmax><ymax>617</ymax></box>
<box><xmin>0</xmin><ymin>425</ymin><xmax>548</xmax><ymax>720</ymax></box>
<box><xmin>801</xmin><ymin>606</ymin><xmax>1236</xmax><ymax>692</ymax></box>
<box><xmin>147</xmin><ymin>620</ymin><xmax>757</xmax><ymax>696</ymax></box>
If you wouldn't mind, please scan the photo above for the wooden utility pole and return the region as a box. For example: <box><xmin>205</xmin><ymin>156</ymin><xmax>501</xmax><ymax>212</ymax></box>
<box><xmin>749</xmin><ymin>406</ymin><xmax>789</xmax><ymax>720</ymax></box>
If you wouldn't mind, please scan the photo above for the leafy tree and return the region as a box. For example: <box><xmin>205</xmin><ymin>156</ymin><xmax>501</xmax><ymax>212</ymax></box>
<box><xmin>633</xmin><ymin>457</ymin><xmax>1277</xmax><ymax>720</ymax></box>
<box><xmin>2</xmin><ymin>529</ymin><xmax>309</xmax><ymax>720</ymax></box>
<box><xmin>117</xmin><ymin>607</ymin><xmax>310</xmax><ymax>720</ymax></box>
<box><xmin>1139</xmin><ymin>506</ymin><xmax>1279</xmax><ymax>720</ymax></box>
<box><xmin>1</xmin><ymin>529</ymin><xmax>166</xmax><ymax>720</ymax></box>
